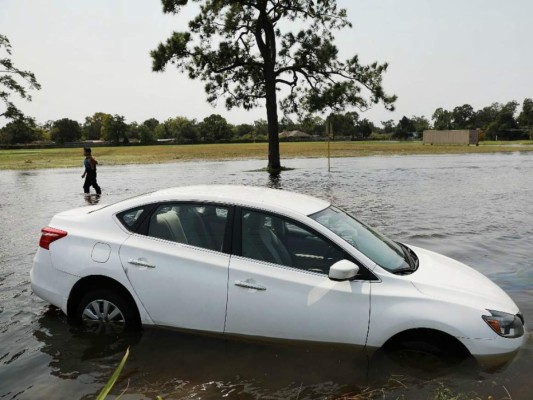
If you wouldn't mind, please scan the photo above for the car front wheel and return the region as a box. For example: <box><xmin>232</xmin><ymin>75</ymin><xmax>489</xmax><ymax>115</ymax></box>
<box><xmin>73</xmin><ymin>289</ymin><xmax>138</xmax><ymax>334</ymax></box>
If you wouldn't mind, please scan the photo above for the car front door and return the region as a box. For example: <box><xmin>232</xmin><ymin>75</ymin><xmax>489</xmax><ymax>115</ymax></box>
<box><xmin>224</xmin><ymin>209</ymin><xmax>371</xmax><ymax>346</ymax></box>
<box><xmin>119</xmin><ymin>203</ymin><xmax>231</xmax><ymax>332</ymax></box>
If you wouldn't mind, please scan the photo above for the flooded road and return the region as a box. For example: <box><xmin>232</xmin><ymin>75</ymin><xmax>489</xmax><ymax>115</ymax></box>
<box><xmin>1</xmin><ymin>152</ymin><xmax>532</xmax><ymax>399</ymax></box>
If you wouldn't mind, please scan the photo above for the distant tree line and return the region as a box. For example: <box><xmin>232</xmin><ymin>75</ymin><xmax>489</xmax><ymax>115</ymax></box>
<box><xmin>1</xmin><ymin>99</ymin><xmax>532</xmax><ymax>146</ymax></box>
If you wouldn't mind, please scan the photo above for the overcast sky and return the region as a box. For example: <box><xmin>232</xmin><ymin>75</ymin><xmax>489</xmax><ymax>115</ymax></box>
<box><xmin>1</xmin><ymin>0</ymin><xmax>532</xmax><ymax>127</ymax></box>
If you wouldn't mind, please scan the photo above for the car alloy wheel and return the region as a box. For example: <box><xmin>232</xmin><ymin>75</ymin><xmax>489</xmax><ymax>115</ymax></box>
<box><xmin>83</xmin><ymin>299</ymin><xmax>125</xmax><ymax>329</ymax></box>
<box><xmin>75</xmin><ymin>289</ymin><xmax>137</xmax><ymax>334</ymax></box>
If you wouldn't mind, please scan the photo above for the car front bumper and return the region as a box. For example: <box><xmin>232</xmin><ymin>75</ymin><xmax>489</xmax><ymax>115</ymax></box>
<box><xmin>459</xmin><ymin>330</ymin><xmax>527</xmax><ymax>368</ymax></box>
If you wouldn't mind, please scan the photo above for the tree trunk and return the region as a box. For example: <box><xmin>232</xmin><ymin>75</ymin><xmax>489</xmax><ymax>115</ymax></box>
<box><xmin>256</xmin><ymin>1</ymin><xmax>281</xmax><ymax>174</ymax></box>
<box><xmin>265</xmin><ymin>77</ymin><xmax>281</xmax><ymax>173</ymax></box>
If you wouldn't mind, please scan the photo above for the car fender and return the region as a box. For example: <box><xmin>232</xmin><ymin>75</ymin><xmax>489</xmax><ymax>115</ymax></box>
<box><xmin>66</xmin><ymin>264</ymin><xmax>154</xmax><ymax>326</ymax></box>
<box><xmin>366</xmin><ymin>279</ymin><xmax>491</xmax><ymax>351</ymax></box>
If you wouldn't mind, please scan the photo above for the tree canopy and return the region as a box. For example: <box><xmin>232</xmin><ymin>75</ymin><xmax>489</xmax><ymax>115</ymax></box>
<box><xmin>151</xmin><ymin>0</ymin><xmax>396</xmax><ymax>172</ymax></box>
<box><xmin>83</xmin><ymin>112</ymin><xmax>111</xmax><ymax>141</ymax></box>
<box><xmin>0</xmin><ymin>34</ymin><xmax>41</xmax><ymax>122</ymax></box>
<box><xmin>518</xmin><ymin>98</ymin><xmax>533</xmax><ymax>128</ymax></box>
<box><xmin>0</xmin><ymin>116</ymin><xmax>38</xmax><ymax>144</ymax></box>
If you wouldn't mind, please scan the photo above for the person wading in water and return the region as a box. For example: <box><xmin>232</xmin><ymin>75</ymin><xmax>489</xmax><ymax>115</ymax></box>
<box><xmin>81</xmin><ymin>147</ymin><xmax>102</xmax><ymax>195</ymax></box>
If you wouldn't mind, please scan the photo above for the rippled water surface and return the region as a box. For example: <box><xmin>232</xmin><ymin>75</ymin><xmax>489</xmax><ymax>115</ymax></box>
<box><xmin>1</xmin><ymin>152</ymin><xmax>532</xmax><ymax>399</ymax></box>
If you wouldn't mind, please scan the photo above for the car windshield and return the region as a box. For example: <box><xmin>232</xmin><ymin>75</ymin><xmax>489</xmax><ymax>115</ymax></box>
<box><xmin>310</xmin><ymin>206</ymin><xmax>412</xmax><ymax>273</ymax></box>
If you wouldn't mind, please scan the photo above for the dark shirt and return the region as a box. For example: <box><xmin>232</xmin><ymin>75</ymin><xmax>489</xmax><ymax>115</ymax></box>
<box><xmin>84</xmin><ymin>156</ymin><xmax>97</xmax><ymax>173</ymax></box>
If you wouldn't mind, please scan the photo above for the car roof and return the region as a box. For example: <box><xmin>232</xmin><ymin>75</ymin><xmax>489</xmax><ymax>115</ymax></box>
<box><xmin>132</xmin><ymin>185</ymin><xmax>330</xmax><ymax>216</ymax></box>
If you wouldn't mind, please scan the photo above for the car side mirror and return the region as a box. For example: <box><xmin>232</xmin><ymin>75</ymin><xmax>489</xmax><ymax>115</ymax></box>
<box><xmin>328</xmin><ymin>260</ymin><xmax>359</xmax><ymax>281</ymax></box>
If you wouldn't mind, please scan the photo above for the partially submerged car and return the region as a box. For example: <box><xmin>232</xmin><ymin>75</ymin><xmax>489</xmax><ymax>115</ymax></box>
<box><xmin>31</xmin><ymin>185</ymin><xmax>525</xmax><ymax>363</ymax></box>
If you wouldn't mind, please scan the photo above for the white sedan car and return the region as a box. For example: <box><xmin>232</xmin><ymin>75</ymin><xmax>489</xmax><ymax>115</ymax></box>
<box><xmin>31</xmin><ymin>185</ymin><xmax>525</xmax><ymax>362</ymax></box>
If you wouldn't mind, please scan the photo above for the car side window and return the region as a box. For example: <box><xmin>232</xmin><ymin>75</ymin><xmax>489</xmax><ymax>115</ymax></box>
<box><xmin>241</xmin><ymin>210</ymin><xmax>345</xmax><ymax>274</ymax></box>
<box><xmin>148</xmin><ymin>203</ymin><xmax>229</xmax><ymax>252</ymax></box>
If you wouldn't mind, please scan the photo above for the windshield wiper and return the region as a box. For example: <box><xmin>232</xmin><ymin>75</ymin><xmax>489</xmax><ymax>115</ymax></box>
<box><xmin>406</xmin><ymin>244</ymin><xmax>419</xmax><ymax>269</ymax></box>
<box><xmin>393</xmin><ymin>267</ymin><xmax>416</xmax><ymax>275</ymax></box>
<box><xmin>396</xmin><ymin>242</ymin><xmax>419</xmax><ymax>273</ymax></box>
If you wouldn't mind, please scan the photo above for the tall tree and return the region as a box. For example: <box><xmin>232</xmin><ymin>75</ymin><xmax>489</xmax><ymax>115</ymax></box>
<box><xmin>297</xmin><ymin>114</ymin><xmax>324</xmax><ymax>136</ymax></box>
<box><xmin>354</xmin><ymin>118</ymin><xmax>374</xmax><ymax>140</ymax></box>
<box><xmin>484</xmin><ymin>101</ymin><xmax>519</xmax><ymax>140</ymax></box>
<box><xmin>142</xmin><ymin>118</ymin><xmax>160</xmax><ymax>132</ymax></box>
<box><xmin>380</xmin><ymin>119</ymin><xmax>395</xmax><ymax>134</ymax></box>
<box><xmin>475</xmin><ymin>103</ymin><xmax>500</xmax><ymax>130</ymax></box>
<box><xmin>234</xmin><ymin>123</ymin><xmax>255</xmax><ymax>138</ymax></box>
<box><xmin>0</xmin><ymin>35</ymin><xmax>41</xmax><ymax>122</ymax></box>
<box><xmin>50</xmin><ymin>118</ymin><xmax>82</xmax><ymax>144</ymax></box>
<box><xmin>254</xmin><ymin>119</ymin><xmax>269</xmax><ymax>139</ymax></box>
<box><xmin>451</xmin><ymin>104</ymin><xmax>475</xmax><ymax>129</ymax></box>
<box><xmin>394</xmin><ymin>116</ymin><xmax>415</xmax><ymax>139</ymax></box>
<box><xmin>329</xmin><ymin>112</ymin><xmax>357</xmax><ymax>137</ymax></box>
<box><xmin>432</xmin><ymin>108</ymin><xmax>453</xmax><ymax>130</ymax></box>
<box><xmin>151</xmin><ymin>0</ymin><xmax>396</xmax><ymax>173</ymax></box>
<box><xmin>139</xmin><ymin>118</ymin><xmax>160</xmax><ymax>144</ymax></box>
<box><xmin>83</xmin><ymin>112</ymin><xmax>112</xmax><ymax>140</ymax></box>
<box><xmin>279</xmin><ymin>116</ymin><xmax>296</xmax><ymax>132</ymax></box>
<box><xmin>518</xmin><ymin>98</ymin><xmax>533</xmax><ymax>128</ymax></box>
<box><xmin>410</xmin><ymin>115</ymin><xmax>430</xmax><ymax>135</ymax></box>
<box><xmin>199</xmin><ymin>114</ymin><xmax>232</xmax><ymax>142</ymax></box>
<box><xmin>0</xmin><ymin>116</ymin><xmax>37</xmax><ymax>144</ymax></box>
<box><xmin>497</xmin><ymin>101</ymin><xmax>519</xmax><ymax>131</ymax></box>
<box><xmin>106</xmin><ymin>114</ymin><xmax>128</xmax><ymax>145</ymax></box>
<box><xmin>162</xmin><ymin>116</ymin><xmax>199</xmax><ymax>143</ymax></box>
<box><xmin>126</xmin><ymin>121</ymin><xmax>141</xmax><ymax>141</ymax></box>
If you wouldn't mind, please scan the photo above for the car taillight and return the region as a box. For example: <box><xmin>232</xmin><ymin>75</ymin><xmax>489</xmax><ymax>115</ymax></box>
<box><xmin>39</xmin><ymin>227</ymin><xmax>68</xmax><ymax>250</ymax></box>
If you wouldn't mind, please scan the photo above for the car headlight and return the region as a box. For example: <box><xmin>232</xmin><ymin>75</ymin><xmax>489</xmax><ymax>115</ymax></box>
<box><xmin>482</xmin><ymin>310</ymin><xmax>524</xmax><ymax>338</ymax></box>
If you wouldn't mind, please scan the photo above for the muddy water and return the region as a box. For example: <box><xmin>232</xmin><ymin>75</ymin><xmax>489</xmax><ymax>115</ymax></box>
<box><xmin>0</xmin><ymin>152</ymin><xmax>532</xmax><ymax>399</ymax></box>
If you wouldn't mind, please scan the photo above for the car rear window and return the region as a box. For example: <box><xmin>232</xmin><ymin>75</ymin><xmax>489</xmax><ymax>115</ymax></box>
<box><xmin>117</xmin><ymin>206</ymin><xmax>147</xmax><ymax>232</ymax></box>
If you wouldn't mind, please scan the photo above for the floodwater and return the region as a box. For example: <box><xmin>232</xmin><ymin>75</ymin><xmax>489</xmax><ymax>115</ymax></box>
<box><xmin>0</xmin><ymin>152</ymin><xmax>532</xmax><ymax>399</ymax></box>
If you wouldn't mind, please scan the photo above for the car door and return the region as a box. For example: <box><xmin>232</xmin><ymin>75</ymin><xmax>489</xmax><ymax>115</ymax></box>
<box><xmin>118</xmin><ymin>203</ymin><xmax>231</xmax><ymax>332</ymax></box>
<box><xmin>225</xmin><ymin>208</ymin><xmax>371</xmax><ymax>346</ymax></box>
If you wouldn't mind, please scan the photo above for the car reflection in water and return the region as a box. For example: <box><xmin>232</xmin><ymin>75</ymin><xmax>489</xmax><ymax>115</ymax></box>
<box><xmin>30</xmin><ymin>306</ymin><xmax>498</xmax><ymax>400</ymax></box>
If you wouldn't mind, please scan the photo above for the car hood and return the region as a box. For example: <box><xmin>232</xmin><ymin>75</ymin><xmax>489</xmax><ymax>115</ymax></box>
<box><xmin>407</xmin><ymin>245</ymin><xmax>519</xmax><ymax>314</ymax></box>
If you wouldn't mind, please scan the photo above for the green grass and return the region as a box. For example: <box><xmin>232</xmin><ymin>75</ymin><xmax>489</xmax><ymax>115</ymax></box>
<box><xmin>1</xmin><ymin>140</ymin><xmax>533</xmax><ymax>170</ymax></box>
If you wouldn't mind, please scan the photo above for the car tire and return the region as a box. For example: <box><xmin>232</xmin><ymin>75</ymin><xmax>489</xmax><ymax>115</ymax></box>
<box><xmin>72</xmin><ymin>289</ymin><xmax>139</xmax><ymax>333</ymax></box>
<box><xmin>381</xmin><ymin>335</ymin><xmax>470</xmax><ymax>370</ymax></box>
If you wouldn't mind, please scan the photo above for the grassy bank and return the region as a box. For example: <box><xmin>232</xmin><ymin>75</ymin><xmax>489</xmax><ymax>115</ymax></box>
<box><xmin>1</xmin><ymin>141</ymin><xmax>533</xmax><ymax>170</ymax></box>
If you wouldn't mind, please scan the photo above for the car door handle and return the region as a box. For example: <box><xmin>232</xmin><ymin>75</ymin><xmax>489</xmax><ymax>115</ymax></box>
<box><xmin>234</xmin><ymin>280</ymin><xmax>267</xmax><ymax>291</ymax></box>
<box><xmin>128</xmin><ymin>258</ymin><xmax>156</xmax><ymax>269</ymax></box>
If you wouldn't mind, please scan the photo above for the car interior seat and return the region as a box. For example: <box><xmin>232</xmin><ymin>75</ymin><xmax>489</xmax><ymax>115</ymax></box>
<box><xmin>176</xmin><ymin>206</ymin><xmax>215</xmax><ymax>250</ymax></box>
<box><xmin>200</xmin><ymin>206</ymin><xmax>226</xmax><ymax>251</ymax></box>
<box><xmin>148</xmin><ymin>210</ymin><xmax>188</xmax><ymax>244</ymax></box>
<box><xmin>242</xmin><ymin>212</ymin><xmax>292</xmax><ymax>266</ymax></box>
